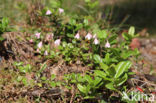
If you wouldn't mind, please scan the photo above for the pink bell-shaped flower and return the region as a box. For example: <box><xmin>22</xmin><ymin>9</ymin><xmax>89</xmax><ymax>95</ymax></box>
<box><xmin>59</xmin><ymin>8</ymin><xmax>64</xmax><ymax>14</ymax></box>
<box><xmin>105</xmin><ymin>40</ymin><xmax>110</xmax><ymax>48</ymax></box>
<box><xmin>35</xmin><ymin>32</ymin><xmax>41</xmax><ymax>39</ymax></box>
<box><xmin>29</xmin><ymin>39</ymin><xmax>33</xmax><ymax>43</ymax></box>
<box><xmin>74</xmin><ymin>33</ymin><xmax>80</xmax><ymax>39</ymax></box>
<box><xmin>93</xmin><ymin>38</ymin><xmax>99</xmax><ymax>45</ymax></box>
<box><xmin>36</xmin><ymin>48</ymin><xmax>40</xmax><ymax>53</ymax></box>
<box><xmin>85</xmin><ymin>33</ymin><xmax>92</xmax><ymax>40</ymax></box>
<box><xmin>46</xmin><ymin>10</ymin><xmax>52</xmax><ymax>15</ymax></box>
<box><xmin>54</xmin><ymin>39</ymin><xmax>61</xmax><ymax>46</ymax></box>
<box><xmin>37</xmin><ymin>41</ymin><xmax>43</xmax><ymax>49</ymax></box>
<box><xmin>44</xmin><ymin>51</ymin><xmax>48</xmax><ymax>56</ymax></box>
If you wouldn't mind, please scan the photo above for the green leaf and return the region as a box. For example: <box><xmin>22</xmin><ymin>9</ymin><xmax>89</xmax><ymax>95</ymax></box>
<box><xmin>100</xmin><ymin>100</ymin><xmax>107</xmax><ymax>103</ymax></box>
<box><xmin>85</xmin><ymin>0</ymin><xmax>91</xmax><ymax>3</ymax></box>
<box><xmin>84</xmin><ymin>96</ymin><xmax>95</xmax><ymax>99</ymax></box>
<box><xmin>39</xmin><ymin>63</ymin><xmax>47</xmax><ymax>73</ymax></box>
<box><xmin>77</xmin><ymin>84</ymin><xmax>87</xmax><ymax>94</ymax></box>
<box><xmin>76</xmin><ymin>23</ymin><xmax>83</xmax><ymax>30</ymax></box>
<box><xmin>41</xmin><ymin>76</ymin><xmax>47</xmax><ymax>81</ymax></box>
<box><xmin>18</xmin><ymin>66</ymin><xmax>27</xmax><ymax>73</ymax></box>
<box><xmin>50</xmin><ymin>81</ymin><xmax>56</xmax><ymax>87</ymax></box>
<box><xmin>84</xmin><ymin>75</ymin><xmax>92</xmax><ymax>84</ymax></box>
<box><xmin>13</xmin><ymin>62</ymin><xmax>23</xmax><ymax>66</ymax></box>
<box><xmin>122</xmin><ymin>32</ymin><xmax>132</xmax><ymax>41</ymax></box>
<box><xmin>100</xmin><ymin>63</ymin><xmax>108</xmax><ymax>71</ymax></box>
<box><xmin>90</xmin><ymin>1</ymin><xmax>99</xmax><ymax>8</ymax></box>
<box><xmin>105</xmin><ymin>83</ymin><xmax>116</xmax><ymax>91</ymax></box>
<box><xmin>93</xmin><ymin>54</ymin><xmax>102</xmax><ymax>63</ymax></box>
<box><xmin>121</xmin><ymin>50</ymin><xmax>135</xmax><ymax>59</ymax></box>
<box><xmin>49</xmin><ymin>0</ymin><xmax>61</xmax><ymax>8</ymax></box>
<box><xmin>69</xmin><ymin>19</ymin><xmax>76</xmax><ymax>25</ymax></box>
<box><xmin>107</xmin><ymin>67</ymin><xmax>116</xmax><ymax>77</ymax></box>
<box><xmin>77</xmin><ymin>75</ymin><xmax>85</xmax><ymax>83</ymax></box>
<box><xmin>0</xmin><ymin>36</ymin><xmax>4</xmax><ymax>40</ymax></box>
<box><xmin>108</xmin><ymin>34</ymin><xmax>117</xmax><ymax>45</ymax></box>
<box><xmin>94</xmin><ymin>70</ymin><xmax>112</xmax><ymax>81</ymax></box>
<box><xmin>84</xmin><ymin>19</ymin><xmax>89</xmax><ymax>25</ymax></box>
<box><xmin>1</xmin><ymin>17</ymin><xmax>9</xmax><ymax>32</ymax></box>
<box><xmin>114</xmin><ymin>61</ymin><xmax>132</xmax><ymax>78</ymax></box>
<box><xmin>94</xmin><ymin>70</ymin><xmax>106</xmax><ymax>77</ymax></box>
<box><xmin>25</xmin><ymin>64</ymin><xmax>31</xmax><ymax>72</ymax></box>
<box><xmin>104</xmin><ymin>53</ymin><xmax>111</xmax><ymax>64</ymax></box>
<box><xmin>128</xmin><ymin>72</ymin><xmax>135</xmax><ymax>75</ymax></box>
<box><xmin>17</xmin><ymin>76</ymin><xmax>23</xmax><ymax>82</ymax></box>
<box><xmin>67</xmin><ymin>33</ymin><xmax>74</xmax><ymax>38</ymax></box>
<box><xmin>94</xmin><ymin>77</ymin><xmax>102</xmax><ymax>87</ymax></box>
<box><xmin>97</xmin><ymin>30</ymin><xmax>108</xmax><ymax>39</ymax></box>
<box><xmin>22</xmin><ymin>77</ymin><xmax>28</xmax><ymax>86</ymax></box>
<box><xmin>51</xmin><ymin>74</ymin><xmax>56</xmax><ymax>80</ymax></box>
<box><xmin>116</xmin><ymin>73</ymin><xmax>128</xmax><ymax>86</ymax></box>
<box><xmin>128</xmin><ymin>26</ymin><xmax>135</xmax><ymax>36</ymax></box>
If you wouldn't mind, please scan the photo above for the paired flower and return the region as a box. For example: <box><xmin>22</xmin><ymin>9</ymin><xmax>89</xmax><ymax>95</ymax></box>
<box><xmin>93</xmin><ymin>34</ymin><xmax>99</xmax><ymax>45</ymax></box>
<box><xmin>84</xmin><ymin>33</ymin><xmax>99</xmax><ymax>44</ymax></box>
<box><xmin>37</xmin><ymin>41</ymin><xmax>43</xmax><ymax>49</ymax></box>
<box><xmin>54</xmin><ymin>39</ymin><xmax>61</xmax><ymax>46</ymax></box>
<box><xmin>46</xmin><ymin>10</ymin><xmax>52</xmax><ymax>15</ymax></box>
<box><xmin>85</xmin><ymin>33</ymin><xmax>92</xmax><ymax>40</ymax></box>
<box><xmin>59</xmin><ymin>8</ymin><xmax>64</xmax><ymax>14</ymax></box>
<box><xmin>105</xmin><ymin>40</ymin><xmax>110</xmax><ymax>48</ymax></box>
<box><xmin>74</xmin><ymin>32</ymin><xmax>80</xmax><ymax>39</ymax></box>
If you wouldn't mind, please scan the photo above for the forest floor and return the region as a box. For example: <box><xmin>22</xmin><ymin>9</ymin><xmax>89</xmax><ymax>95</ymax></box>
<box><xmin>139</xmin><ymin>38</ymin><xmax>156</xmax><ymax>74</ymax></box>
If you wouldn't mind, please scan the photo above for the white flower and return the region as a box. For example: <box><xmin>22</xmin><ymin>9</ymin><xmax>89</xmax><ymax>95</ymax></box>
<box><xmin>54</xmin><ymin>39</ymin><xmax>61</xmax><ymax>46</ymax></box>
<box><xmin>59</xmin><ymin>8</ymin><xmax>64</xmax><ymax>14</ymax></box>
<box><xmin>85</xmin><ymin>33</ymin><xmax>92</xmax><ymax>40</ymax></box>
<box><xmin>44</xmin><ymin>51</ymin><xmax>48</xmax><ymax>56</ymax></box>
<box><xmin>35</xmin><ymin>32</ymin><xmax>41</xmax><ymax>39</ymax></box>
<box><xmin>93</xmin><ymin>38</ymin><xmax>99</xmax><ymax>45</ymax></box>
<box><xmin>74</xmin><ymin>33</ymin><xmax>80</xmax><ymax>39</ymax></box>
<box><xmin>105</xmin><ymin>40</ymin><xmax>110</xmax><ymax>48</ymax></box>
<box><xmin>46</xmin><ymin>10</ymin><xmax>52</xmax><ymax>15</ymax></box>
<box><xmin>93</xmin><ymin>34</ymin><xmax>97</xmax><ymax>38</ymax></box>
<box><xmin>37</xmin><ymin>41</ymin><xmax>43</xmax><ymax>48</ymax></box>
